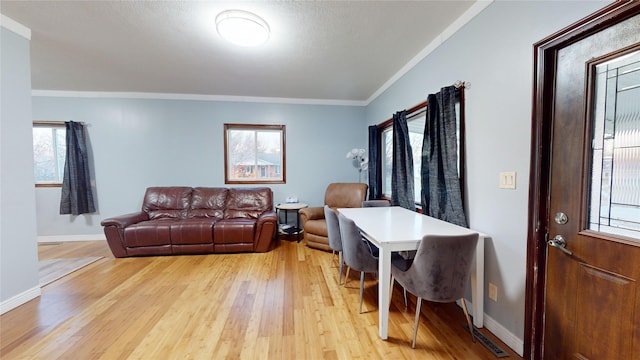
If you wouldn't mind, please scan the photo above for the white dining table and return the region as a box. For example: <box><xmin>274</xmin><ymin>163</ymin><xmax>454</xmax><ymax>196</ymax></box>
<box><xmin>338</xmin><ymin>206</ymin><xmax>485</xmax><ymax>340</ymax></box>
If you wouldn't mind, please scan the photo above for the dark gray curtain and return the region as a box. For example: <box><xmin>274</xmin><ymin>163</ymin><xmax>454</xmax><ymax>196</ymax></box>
<box><xmin>60</xmin><ymin>121</ymin><xmax>96</xmax><ymax>215</ymax></box>
<box><xmin>391</xmin><ymin>110</ymin><xmax>415</xmax><ymax>210</ymax></box>
<box><xmin>421</xmin><ymin>86</ymin><xmax>467</xmax><ymax>227</ymax></box>
<box><xmin>368</xmin><ymin>125</ymin><xmax>380</xmax><ymax>200</ymax></box>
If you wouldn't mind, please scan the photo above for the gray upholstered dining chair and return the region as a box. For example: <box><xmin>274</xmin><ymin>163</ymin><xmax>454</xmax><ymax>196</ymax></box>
<box><xmin>324</xmin><ymin>205</ymin><xmax>346</xmax><ymax>285</ymax></box>
<box><xmin>337</xmin><ymin>213</ymin><xmax>379</xmax><ymax>314</ymax></box>
<box><xmin>390</xmin><ymin>233</ymin><xmax>479</xmax><ymax>348</ymax></box>
<box><xmin>361</xmin><ymin>199</ymin><xmax>390</xmax><ymax>207</ymax></box>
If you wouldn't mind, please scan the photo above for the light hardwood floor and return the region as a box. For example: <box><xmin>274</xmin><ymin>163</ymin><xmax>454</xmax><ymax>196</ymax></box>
<box><xmin>1</xmin><ymin>240</ymin><xmax>523</xmax><ymax>359</ymax></box>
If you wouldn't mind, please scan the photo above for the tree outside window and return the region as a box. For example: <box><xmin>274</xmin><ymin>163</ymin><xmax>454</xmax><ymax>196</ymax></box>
<box><xmin>33</xmin><ymin>122</ymin><xmax>66</xmax><ymax>186</ymax></box>
<box><xmin>224</xmin><ymin>124</ymin><xmax>286</xmax><ymax>184</ymax></box>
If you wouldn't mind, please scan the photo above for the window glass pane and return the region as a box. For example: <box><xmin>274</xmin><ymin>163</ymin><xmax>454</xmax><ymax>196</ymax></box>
<box><xmin>225</xmin><ymin>124</ymin><xmax>285</xmax><ymax>184</ymax></box>
<box><xmin>33</xmin><ymin>125</ymin><xmax>66</xmax><ymax>184</ymax></box>
<box><xmin>382</xmin><ymin>128</ymin><xmax>393</xmax><ymax>197</ymax></box>
<box><xmin>256</xmin><ymin>130</ymin><xmax>282</xmax><ymax>180</ymax></box>
<box><xmin>55</xmin><ymin>129</ymin><xmax>66</xmax><ymax>178</ymax></box>
<box><xmin>227</xmin><ymin>129</ymin><xmax>256</xmax><ymax>179</ymax></box>
<box><xmin>408</xmin><ymin>115</ymin><xmax>425</xmax><ymax>203</ymax></box>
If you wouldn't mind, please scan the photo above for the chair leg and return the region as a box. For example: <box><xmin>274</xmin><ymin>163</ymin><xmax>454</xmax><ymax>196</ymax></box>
<box><xmin>389</xmin><ymin>275</ymin><xmax>395</xmax><ymax>308</ymax></box>
<box><xmin>403</xmin><ymin>288</ymin><xmax>408</xmax><ymax>308</ymax></box>
<box><xmin>344</xmin><ymin>266</ymin><xmax>351</xmax><ymax>287</ymax></box>
<box><xmin>338</xmin><ymin>251</ymin><xmax>344</xmax><ymax>285</ymax></box>
<box><xmin>412</xmin><ymin>297</ymin><xmax>422</xmax><ymax>349</ymax></box>
<box><xmin>389</xmin><ymin>276</ymin><xmax>408</xmax><ymax>309</ymax></box>
<box><xmin>359</xmin><ymin>271</ymin><xmax>365</xmax><ymax>314</ymax></box>
<box><xmin>460</xmin><ymin>298</ymin><xmax>476</xmax><ymax>343</ymax></box>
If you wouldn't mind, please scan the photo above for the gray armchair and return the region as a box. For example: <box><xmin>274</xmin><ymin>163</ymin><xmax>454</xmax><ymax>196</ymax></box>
<box><xmin>390</xmin><ymin>233</ymin><xmax>479</xmax><ymax>348</ymax></box>
<box><xmin>338</xmin><ymin>213</ymin><xmax>378</xmax><ymax>314</ymax></box>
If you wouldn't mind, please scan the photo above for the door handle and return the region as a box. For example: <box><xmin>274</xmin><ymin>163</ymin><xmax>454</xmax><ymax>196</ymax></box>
<box><xmin>548</xmin><ymin>235</ymin><xmax>573</xmax><ymax>256</ymax></box>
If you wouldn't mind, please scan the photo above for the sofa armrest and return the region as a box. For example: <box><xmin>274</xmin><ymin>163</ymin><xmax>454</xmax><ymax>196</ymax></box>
<box><xmin>255</xmin><ymin>210</ymin><xmax>278</xmax><ymax>252</ymax></box>
<box><xmin>299</xmin><ymin>206</ymin><xmax>324</xmax><ymax>225</ymax></box>
<box><xmin>101</xmin><ymin>212</ymin><xmax>149</xmax><ymax>228</ymax></box>
<box><xmin>101</xmin><ymin>212</ymin><xmax>149</xmax><ymax>258</ymax></box>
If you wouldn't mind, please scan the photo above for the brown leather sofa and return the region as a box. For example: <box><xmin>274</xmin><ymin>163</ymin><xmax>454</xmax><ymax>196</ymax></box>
<box><xmin>299</xmin><ymin>183</ymin><xmax>368</xmax><ymax>251</ymax></box>
<box><xmin>101</xmin><ymin>187</ymin><xmax>277</xmax><ymax>258</ymax></box>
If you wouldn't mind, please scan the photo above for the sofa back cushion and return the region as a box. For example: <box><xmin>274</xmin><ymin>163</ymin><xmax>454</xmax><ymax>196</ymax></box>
<box><xmin>225</xmin><ymin>188</ymin><xmax>272</xmax><ymax>219</ymax></box>
<box><xmin>188</xmin><ymin>187</ymin><xmax>228</xmax><ymax>219</ymax></box>
<box><xmin>142</xmin><ymin>187</ymin><xmax>193</xmax><ymax>219</ymax></box>
<box><xmin>324</xmin><ymin>183</ymin><xmax>368</xmax><ymax>208</ymax></box>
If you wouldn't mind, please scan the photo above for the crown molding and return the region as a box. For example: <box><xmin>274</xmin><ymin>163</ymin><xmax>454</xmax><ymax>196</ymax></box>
<box><xmin>32</xmin><ymin>90</ymin><xmax>367</xmax><ymax>107</ymax></box>
<box><xmin>0</xmin><ymin>14</ymin><xmax>31</xmax><ymax>40</ymax></box>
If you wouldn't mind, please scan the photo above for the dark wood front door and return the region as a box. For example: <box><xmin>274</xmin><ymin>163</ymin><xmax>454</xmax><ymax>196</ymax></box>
<box><xmin>527</xmin><ymin>2</ymin><xmax>640</xmax><ymax>359</ymax></box>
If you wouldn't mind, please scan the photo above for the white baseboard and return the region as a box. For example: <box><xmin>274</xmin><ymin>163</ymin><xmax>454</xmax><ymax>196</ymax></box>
<box><xmin>0</xmin><ymin>286</ymin><xmax>41</xmax><ymax>315</ymax></box>
<box><xmin>458</xmin><ymin>300</ymin><xmax>524</xmax><ymax>356</ymax></box>
<box><xmin>37</xmin><ymin>234</ymin><xmax>106</xmax><ymax>243</ymax></box>
<box><xmin>483</xmin><ymin>313</ymin><xmax>524</xmax><ymax>356</ymax></box>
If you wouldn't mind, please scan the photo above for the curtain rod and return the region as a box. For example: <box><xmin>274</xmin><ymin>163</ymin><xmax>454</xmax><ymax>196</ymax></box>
<box><xmin>377</xmin><ymin>81</ymin><xmax>468</xmax><ymax>129</ymax></box>
<box><xmin>33</xmin><ymin>120</ymin><xmax>88</xmax><ymax>126</ymax></box>
<box><xmin>33</xmin><ymin>120</ymin><xmax>65</xmax><ymax>126</ymax></box>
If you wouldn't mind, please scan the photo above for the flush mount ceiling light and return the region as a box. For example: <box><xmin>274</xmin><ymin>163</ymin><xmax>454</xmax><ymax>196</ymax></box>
<box><xmin>216</xmin><ymin>10</ymin><xmax>270</xmax><ymax>47</ymax></box>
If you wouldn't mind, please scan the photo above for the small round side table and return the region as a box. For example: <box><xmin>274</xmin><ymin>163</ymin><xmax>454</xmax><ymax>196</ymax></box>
<box><xmin>275</xmin><ymin>202</ymin><xmax>308</xmax><ymax>241</ymax></box>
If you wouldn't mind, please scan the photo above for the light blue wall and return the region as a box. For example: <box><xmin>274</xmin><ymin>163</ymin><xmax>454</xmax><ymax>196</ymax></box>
<box><xmin>32</xmin><ymin>96</ymin><xmax>367</xmax><ymax>236</ymax></box>
<box><xmin>366</xmin><ymin>0</ymin><xmax>608</xmax><ymax>351</ymax></box>
<box><xmin>0</xmin><ymin>26</ymin><xmax>40</xmax><ymax>309</ymax></box>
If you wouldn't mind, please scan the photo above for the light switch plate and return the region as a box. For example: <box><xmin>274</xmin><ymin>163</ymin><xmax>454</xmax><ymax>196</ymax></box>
<box><xmin>489</xmin><ymin>283</ymin><xmax>498</xmax><ymax>302</ymax></box>
<box><xmin>499</xmin><ymin>171</ymin><xmax>516</xmax><ymax>189</ymax></box>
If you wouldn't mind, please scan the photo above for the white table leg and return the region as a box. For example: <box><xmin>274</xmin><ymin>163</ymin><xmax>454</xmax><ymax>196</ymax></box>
<box><xmin>471</xmin><ymin>234</ymin><xmax>485</xmax><ymax>328</ymax></box>
<box><xmin>378</xmin><ymin>247</ymin><xmax>391</xmax><ymax>339</ymax></box>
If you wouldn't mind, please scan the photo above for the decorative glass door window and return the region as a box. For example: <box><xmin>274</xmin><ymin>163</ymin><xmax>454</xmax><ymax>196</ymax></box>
<box><xmin>589</xmin><ymin>49</ymin><xmax>640</xmax><ymax>241</ymax></box>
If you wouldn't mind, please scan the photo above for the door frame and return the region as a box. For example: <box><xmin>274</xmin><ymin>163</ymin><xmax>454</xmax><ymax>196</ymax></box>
<box><xmin>524</xmin><ymin>1</ymin><xmax>640</xmax><ymax>358</ymax></box>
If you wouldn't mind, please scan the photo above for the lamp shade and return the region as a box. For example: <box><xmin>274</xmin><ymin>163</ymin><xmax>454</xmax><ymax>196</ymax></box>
<box><xmin>216</xmin><ymin>10</ymin><xmax>270</xmax><ymax>47</ymax></box>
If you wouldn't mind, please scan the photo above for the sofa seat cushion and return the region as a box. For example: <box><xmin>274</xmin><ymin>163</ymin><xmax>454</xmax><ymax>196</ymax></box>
<box><xmin>214</xmin><ymin>219</ymin><xmax>256</xmax><ymax>245</ymax></box>
<box><xmin>170</xmin><ymin>218</ymin><xmax>216</xmax><ymax>245</ymax></box>
<box><xmin>124</xmin><ymin>219</ymin><xmax>177</xmax><ymax>247</ymax></box>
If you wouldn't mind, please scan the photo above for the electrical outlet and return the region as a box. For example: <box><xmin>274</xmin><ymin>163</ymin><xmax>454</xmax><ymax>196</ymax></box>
<box><xmin>489</xmin><ymin>283</ymin><xmax>498</xmax><ymax>302</ymax></box>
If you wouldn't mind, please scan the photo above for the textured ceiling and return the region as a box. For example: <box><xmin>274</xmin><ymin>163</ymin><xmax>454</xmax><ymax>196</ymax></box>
<box><xmin>1</xmin><ymin>1</ymin><xmax>478</xmax><ymax>104</ymax></box>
